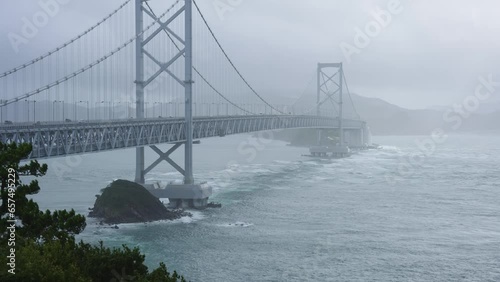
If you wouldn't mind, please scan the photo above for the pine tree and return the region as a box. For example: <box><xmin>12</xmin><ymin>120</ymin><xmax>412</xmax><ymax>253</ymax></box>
<box><xmin>0</xmin><ymin>142</ymin><xmax>186</xmax><ymax>281</ymax></box>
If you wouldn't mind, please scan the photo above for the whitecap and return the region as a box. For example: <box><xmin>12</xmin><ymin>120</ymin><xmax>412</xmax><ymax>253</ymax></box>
<box><xmin>217</xmin><ymin>221</ymin><xmax>254</xmax><ymax>228</ymax></box>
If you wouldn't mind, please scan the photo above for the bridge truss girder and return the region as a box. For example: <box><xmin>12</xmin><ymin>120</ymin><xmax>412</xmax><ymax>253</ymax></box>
<box><xmin>0</xmin><ymin>116</ymin><xmax>365</xmax><ymax>160</ymax></box>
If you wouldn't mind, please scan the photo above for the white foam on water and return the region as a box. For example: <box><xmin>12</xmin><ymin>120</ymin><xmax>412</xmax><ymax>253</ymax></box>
<box><xmin>379</xmin><ymin>145</ymin><xmax>401</xmax><ymax>153</ymax></box>
<box><xmin>273</xmin><ymin>160</ymin><xmax>293</xmax><ymax>165</ymax></box>
<box><xmin>217</xmin><ymin>221</ymin><xmax>254</xmax><ymax>228</ymax></box>
<box><xmin>247</xmin><ymin>168</ymin><xmax>274</xmax><ymax>174</ymax></box>
<box><xmin>170</xmin><ymin>210</ymin><xmax>205</xmax><ymax>224</ymax></box>
<box><xmin>160</xmin><ymin>172</ymin><xmax>181</xmax><ymax>177</ymax></box>
<box><xmin>81</xmin><ymin>210</ymin><xmax>205</xmax><ymax>240</ymax></box>
<box><xmin>105</xmin><ymin>211</ymin><xmax>205</xmax><ymax>230</ymax></box>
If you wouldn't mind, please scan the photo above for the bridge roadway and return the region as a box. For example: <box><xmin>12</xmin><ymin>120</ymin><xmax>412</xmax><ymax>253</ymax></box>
<box><xmin>0</xmin><ymin>115</ymin><xmax>367</xmax><ymax>159</ymax></box>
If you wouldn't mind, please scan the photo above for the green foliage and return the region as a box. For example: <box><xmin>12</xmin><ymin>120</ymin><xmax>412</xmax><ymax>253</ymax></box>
<box><xmin>1</xmin><ymin>240</ymin><xmax>90</xmax><ymax>282</ymax></box>
<box><xmin>73</xmin><ymin>241</ymin><xmax>148</xmax><ymax>281</ymax></box>
<box><xmin>0</xmin><ymin>142</ymin><xmax>86</xmax><ymax>243</ymax></box>
<box><xmin>0</xmin><ymin>142</ymin><xmax>186</xmax><ymax>281</ymax></box>
<box><xmin>96</xmin><ymin>179</ymin><xmax>160</xmax><ymax>211</ymax></box>
<box><xmin>144</xmin><ymin>263</ymin><xmax>186</xmax><ymax>282</ymax></box>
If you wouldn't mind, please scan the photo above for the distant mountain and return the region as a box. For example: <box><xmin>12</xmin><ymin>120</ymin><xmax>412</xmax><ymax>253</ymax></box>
<box><xmin>351</xmin><ymin>94</ymin><xmax>445</xmax><ymax>135</ymax></box>
<box><xmin>460</xmin><ymin>110</ymin><xmax>500</xmax><ymax>133</ymax></box>
<box><xmin>429</xmin><ymin>102</ymin><xmax>500</xmax><ymax>115</ymax></box>
<box><xmin>351</xmin><ymin>94</ymin><xmax>500</xmax><ymax>135</ymax></box>
<box><xmin>479</xmin><ymin>102</ymin><xmax>500</xmax><ymax>114</ymax></box>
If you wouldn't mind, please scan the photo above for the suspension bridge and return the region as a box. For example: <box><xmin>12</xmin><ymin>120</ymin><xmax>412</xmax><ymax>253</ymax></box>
<box><xmin>0</xmin><ymin>0</ymin><xmax>370</xmax><ymax>208</ymax></box>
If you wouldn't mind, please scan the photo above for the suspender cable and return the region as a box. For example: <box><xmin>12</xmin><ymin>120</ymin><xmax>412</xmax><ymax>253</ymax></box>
<box><xmin>0</xmin><ymin>0</ymin><xmax>133</xmax><ymax>79</ymax></box>
<box><xmin>144</xmin><ymin>2</ymin><xmax>254</xmax><ymax>116</ymax></box>
<box><xmin>342</xmin><ymin>72</ymin><xmax>360</xmax><ymax>120</ymax></box>
<box><xmin>192</xmin><ymin>0</ymin><xmax>285</xmax><ymax>115</ymax></box>
<box><xmin>0</xmin><ymin>1</ymin><xmax>181</xmax><ymax>108</ymax></box>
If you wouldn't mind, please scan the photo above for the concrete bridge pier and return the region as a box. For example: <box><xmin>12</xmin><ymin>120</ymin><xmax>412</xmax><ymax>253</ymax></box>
<box><xmin>343</xmin><ymin>126</ymin><xmax>372</xmax><ymax>149</ymax></box>
<box><xmin>362</xmin><ymin>123</ymin><xmax>372</xmax><ymax>146</ymax></box>
<box><xmin>344</xmin><ymin>129</ymin><xmax>363</xmax><ymax>149</ymax></box>
<box><xmin>164</xmin><ymin>183</ymin><xmax>212</xmax><ymax>209</ymax></box>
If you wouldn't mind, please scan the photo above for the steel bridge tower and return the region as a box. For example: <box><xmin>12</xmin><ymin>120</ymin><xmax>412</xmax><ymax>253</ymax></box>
<box><xmin>316</xmin><ymin>63</ymin><xmax>344</xmax><ymax>145</ymax></box>
<box><xmin>134</xmin><ymin>0</ymin><xmax>211</xmax><ymax>208</ymax></box>
<box><xmin>309</xmin><ymin>63</ymin><xmax>350</xmax><ymax>158</ymax></box>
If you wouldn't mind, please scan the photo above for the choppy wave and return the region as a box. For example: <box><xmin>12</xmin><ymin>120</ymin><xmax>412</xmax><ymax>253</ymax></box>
<box><xmin>39</xmin><ymin>135</ymin><xmax>500</xmax><ymax>282</ymax></box>
<box><xmin>217</xmin><ymin>221</ymin><xmax>254</xmax><ymax>228</ymax></box>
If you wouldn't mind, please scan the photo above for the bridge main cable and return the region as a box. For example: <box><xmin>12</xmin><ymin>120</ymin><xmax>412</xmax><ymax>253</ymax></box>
<box><xmin>342</xmin><ymin>73</ymin><xmax>361</xmax><ymax>120</ymax></box>
<box><xmin>192</xmin><ymin>0</ymin><xmax>286</xmax><ymax>115</ymax></box>
<box><xmin>143</xmin><ymin>2</ymin><xmax>255</xmax><ymax>116</ymax></box>
<box><xmin>0</xmin><ymin>0</ymin><xmax>182</xmax><ymax>108</ymax></box>
<box><xmin>0</xmin><ymin>0</ymin><xmax>133</xmax><ymax>79</ymax></box>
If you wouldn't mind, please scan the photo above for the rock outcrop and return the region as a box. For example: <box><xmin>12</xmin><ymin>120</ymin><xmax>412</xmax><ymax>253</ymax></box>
<box><xmin>89</xmin><ymin>179</ymin><xmax>189</xmax><ymax>224</ymax></box>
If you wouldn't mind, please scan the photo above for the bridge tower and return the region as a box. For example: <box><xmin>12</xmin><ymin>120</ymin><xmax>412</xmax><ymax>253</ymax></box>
<box><xmin>316</xmin><ymin>63</ymin><xmax>344</xmax><ymax>146</ymax></box>
<box><xmin>134</xmin><ymin>0</ymin><xmax>211</xmax><ymax>208</ymax></box>
<box><xmin>310</xmin><ymin>63</ymin><xmax>350</xmax><ymax>157</ymax></box>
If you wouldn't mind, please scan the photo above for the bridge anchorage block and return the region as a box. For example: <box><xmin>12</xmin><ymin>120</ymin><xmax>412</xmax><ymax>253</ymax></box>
<box><xmin>163</xmin><ymin>182</ymin><xmax>212</xmax><ymax>209</ymax></box>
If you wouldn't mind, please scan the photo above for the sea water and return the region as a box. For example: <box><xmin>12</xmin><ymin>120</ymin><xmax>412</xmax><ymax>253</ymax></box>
<box><xmin>32</xmin><ymin>134</ymin><xmax>500</xmax><ymax>282</ymax></box>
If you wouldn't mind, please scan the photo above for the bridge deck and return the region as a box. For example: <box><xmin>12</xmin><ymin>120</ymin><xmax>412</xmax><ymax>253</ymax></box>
<box><xmin>0</xmin><ymin>115</ymin><xmax>366</xmax><ymax>159</ymax></box>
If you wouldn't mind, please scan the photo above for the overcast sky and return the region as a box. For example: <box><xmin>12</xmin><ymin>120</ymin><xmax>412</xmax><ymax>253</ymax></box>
<box><xmin>1</xmin><ymin>0</ymin><xmax>499</xmax><ymax>109</ymax></box>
